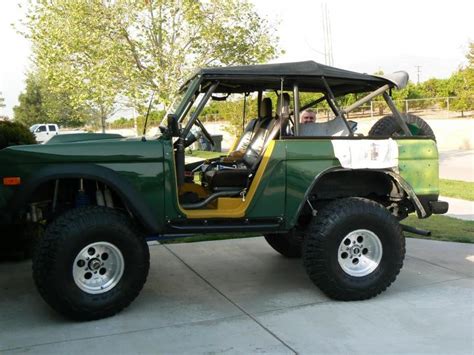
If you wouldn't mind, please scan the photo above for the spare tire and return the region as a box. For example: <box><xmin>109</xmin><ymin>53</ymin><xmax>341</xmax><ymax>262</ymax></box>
<box><xmin>369</xmin><ymin>114</ymin><xmax>435</xmax><ymax>140</ymax></box>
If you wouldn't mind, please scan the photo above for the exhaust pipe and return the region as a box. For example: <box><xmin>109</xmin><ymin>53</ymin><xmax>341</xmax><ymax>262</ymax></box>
<box><xmin>401</xmin><ymin>224</ymin><xmax>431</xmax><ymax>237</ymax></box>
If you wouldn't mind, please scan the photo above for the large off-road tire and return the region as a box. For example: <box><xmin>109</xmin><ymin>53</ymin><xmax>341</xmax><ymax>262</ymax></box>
<box><xmin>303</xmin><ymin>197</ymin><xmax>405</xmax><ymax>300</ymax></box>
<box><xmin>369</xmin><ymin>113</ymin><xmax>435</xmax><ymax>139</ymax></box>
<box><xmin>264</xmin><ymin>231</ymin><xmax>303</xmax><ymax>258</ymax></box>
<box><xmin>32</xmin><ymin>206</ymin><xmax>150</xmax><ymax>321</ymax></box>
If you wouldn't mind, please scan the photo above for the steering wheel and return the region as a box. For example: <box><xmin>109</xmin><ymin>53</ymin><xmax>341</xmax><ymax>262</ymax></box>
<box><xmin>195</xmin><ymin>118</ymin><xmax>215</xmax><ymax>146</ymax></box>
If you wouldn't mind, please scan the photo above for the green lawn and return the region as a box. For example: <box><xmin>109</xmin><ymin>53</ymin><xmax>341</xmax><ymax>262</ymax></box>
<box><xmin>402</xmin><ymin>214</ymin><xmax>473</xmax><ymax>243</ymax></box>
<box><xmin>439</xmin><ymin>179</ymin><xmax>474</xmax><ymax>201</ymax></box>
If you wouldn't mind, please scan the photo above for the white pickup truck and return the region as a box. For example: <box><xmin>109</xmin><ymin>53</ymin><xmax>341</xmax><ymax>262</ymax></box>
<box><xmin>29</xmin><ymin>123</ymin><xmax>59</xmax><ymax>143</ymax></box>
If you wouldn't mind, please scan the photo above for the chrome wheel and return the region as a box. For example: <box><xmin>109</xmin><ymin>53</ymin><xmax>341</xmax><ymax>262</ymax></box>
<box><xmin>337</xmin><ymin>229</ymin><xmax>383</xmax><ymax>277</ymax></box>
<box><xmin>73</xmin><ymin>242</ymin><xmax>124</xmax><ymax>294</ymax></box>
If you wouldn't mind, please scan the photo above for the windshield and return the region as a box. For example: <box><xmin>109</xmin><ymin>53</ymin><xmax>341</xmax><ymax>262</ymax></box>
<box><xmin>160</xmin><ymin>76</ymin><xmax>201</xmax><ymax>128</ymax></box>
<box><xmin>159</xmin><ymin>90</ymin><xmax>187</xmax><ymax>127</ymax></box>
<box><xmin>30</xmin><ymin>124</ymin><xmax>40</xmax><ymax>132</ymax></box>
<box><xmin>168</xmin><ymin>91</ymin><xmax>187</xmax><ymax>116</ymax></box>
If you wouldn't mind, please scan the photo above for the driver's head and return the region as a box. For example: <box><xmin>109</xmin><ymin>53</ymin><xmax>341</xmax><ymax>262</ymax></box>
<box><xmin>300</xmin><ymin>109</ymin><xmax>316</xmax><ymax>124</ymax></box>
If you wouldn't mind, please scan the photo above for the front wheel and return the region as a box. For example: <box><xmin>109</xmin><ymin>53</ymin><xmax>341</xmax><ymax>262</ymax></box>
<box><xmin>303</xmin><ymin>197</ymin><xmax>405</xmax><ymax>300</ymax></box>
<box><xmin>32</xmin><ymin>207</ymin><xmax>150</xmax><ymax>320</ymax></box>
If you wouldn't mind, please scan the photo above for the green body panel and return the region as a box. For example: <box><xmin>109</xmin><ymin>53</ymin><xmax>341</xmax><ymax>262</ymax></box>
<box><xmin>45</xmin><ymin>133</ymin><xmax>124</xmax><ymax>144</ymax></box>
<box><xmin>1</xmin><ymin>137</ymin><xmax>159</xmax><ymax>163</ymax></box>
<box><xmin>283</xmin><ymin>140</ymin><xmax>340</xmax><ymax>228</ymax></box>
<box><xmin>240</xmin><ymin>138</ymin><xmax>438</xmax><ymax>229</ymax></box>
<box><xmin>99</xmin><ymin>161</ymin><xmax>165</xmax><ymax>228</ymax></box>
<box><xmin>0</xmin><ymin>133</ymin><xmax>440</xmax><ymax>234</ymax></box>
<box><xmin>0</xmin><ymin>138</ymin><xmax>166</xmax><ymax>228</ymax></box>
<box><xmin>243</xmin><ymin>141</ymin><xmax>287</xmax><ymax>218</ymax></box>
<box><xmin>163</xmin><ymin>140</ymin><xmax>182</xmax><ymax>220</ymax></box>
<box><xmin>0</xmin><ymin>185</ymin><xmax>9</xmax><ymax>214</ymax></box>
<box><xmin>397</xmin><ymin>139</ymin><xmax>439</xmax><ymax>196</ymax></box>
<box><xmin>161</xmin><ymin>137</ymin><xmax>440</xmax><ymax>230</ymax></box>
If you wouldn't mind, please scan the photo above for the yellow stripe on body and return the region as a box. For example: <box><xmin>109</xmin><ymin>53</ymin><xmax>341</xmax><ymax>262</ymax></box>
<box><xmin>181</xmin><ymin>140</ymin><xmax>276</xmax><ymax>218</ymax></box>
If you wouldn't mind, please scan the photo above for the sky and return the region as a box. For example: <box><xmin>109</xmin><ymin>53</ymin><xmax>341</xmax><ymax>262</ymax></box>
<box><xmin>0</xmin><ymin>0</ymin><xmax>473</xmax><ymax>118</ymax></box>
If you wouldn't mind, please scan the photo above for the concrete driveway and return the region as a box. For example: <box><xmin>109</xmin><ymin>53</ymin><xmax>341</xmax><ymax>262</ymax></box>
<box><xmin>0</xmin><ymin>237</ymin><xmax>473</xmax><ymax>354</ymax></box>
<box><xmin>439</xmin><ymin>150</ymin><xmax>474</xmax><ymax>182</ymax></box>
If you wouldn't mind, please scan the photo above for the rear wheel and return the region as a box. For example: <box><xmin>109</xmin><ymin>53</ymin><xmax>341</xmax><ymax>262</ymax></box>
<box><xmin>303</xmin><ymin>197</ymin><xmax>405</xmax><ymax>300</ymax></box>
<box><xmin>32</xmin><ymin>206</ymin><xmax>149</xmax><ymax>320</ymax></box>
<box><xmin>264</xmin><ymin>231</ymin><xmax>303</xmax><ymax>258</ymax></box>
<box><xmin>369</xmin><ymin>113</ymin><xmax>435</xmax><ymax>139</ymax></box>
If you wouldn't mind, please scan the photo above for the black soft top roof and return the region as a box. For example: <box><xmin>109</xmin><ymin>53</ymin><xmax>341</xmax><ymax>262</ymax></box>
<box><xmin>186</xmin><ymin>61</ymin><xmax>393</xmax><ymax>96</ymax></box>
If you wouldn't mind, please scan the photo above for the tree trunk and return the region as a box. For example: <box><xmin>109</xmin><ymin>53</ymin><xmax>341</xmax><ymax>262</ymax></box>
<box><xmin>100</xmin><ymin>106</ymin><xmax>106</xmax><ymax>133</ymax></box>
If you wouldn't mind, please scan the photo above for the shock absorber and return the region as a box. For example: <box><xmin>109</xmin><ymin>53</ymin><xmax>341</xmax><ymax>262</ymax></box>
<box><xmin>75</xmin><ymin>179</ymin><xmax>91</xmax><ymax>207</ymax></box>
<box><xmin>96</xmin><ymin>182</ymin><xmax>105</xmax><ymax>206</ymax></box>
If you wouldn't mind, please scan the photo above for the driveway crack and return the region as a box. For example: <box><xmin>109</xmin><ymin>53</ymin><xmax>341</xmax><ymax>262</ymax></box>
<box><xmin>163</xmin><ymin>245</ymin><xmax>298</xmax><ymax>354</ymax></box>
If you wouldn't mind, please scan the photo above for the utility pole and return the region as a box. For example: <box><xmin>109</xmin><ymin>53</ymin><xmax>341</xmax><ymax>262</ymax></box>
<box><xmin>415</xmin><ymin>66</ymin><xmax>422</xmax><ymax>84</ymax></box>
<box><xmin>321</xmin><ymin>3</ymin><xmax>334</xmax><ymax>66</ymax></box>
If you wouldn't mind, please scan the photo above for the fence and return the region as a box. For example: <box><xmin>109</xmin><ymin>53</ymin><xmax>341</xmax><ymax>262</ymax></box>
<box><xmin>202</xmin><ymin>96</ymin><xmax>473</xmax><ymax>123</ymax></box>
<box><xmin>318</xmin><ymin>96</ymin><xmax>473</xmax><ymax>121</ymax></box>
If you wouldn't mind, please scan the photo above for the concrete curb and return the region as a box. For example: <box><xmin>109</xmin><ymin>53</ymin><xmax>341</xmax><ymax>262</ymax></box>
<box><xmin>441</xmin><ymin>195</ymin><xmax>474</xmax><ymax>221</ymax></box>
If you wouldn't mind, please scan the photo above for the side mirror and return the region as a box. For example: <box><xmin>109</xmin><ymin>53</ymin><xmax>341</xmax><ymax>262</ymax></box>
<box><xmin>167</xmin><ymin>114</ymin><xmax>180</xmax><ymax>137</ymax></box>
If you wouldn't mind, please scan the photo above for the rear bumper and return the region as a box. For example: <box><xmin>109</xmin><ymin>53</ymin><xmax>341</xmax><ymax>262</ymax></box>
<box><xmin>417</xmin><ymin>195</ymin><xmax>449</xmax><ymax>218</ymax></box>
<box><xmin>429</xmin><ymin>200</ymin><xmax>449</xmax><ymax>215</ymax></box>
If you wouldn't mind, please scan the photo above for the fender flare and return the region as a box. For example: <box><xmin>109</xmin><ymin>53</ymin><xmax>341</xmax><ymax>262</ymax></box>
<box><xmin>291</xmin><ymin>167</ymin><xmax>427</xmax><ymax>227</ymax></box>
<box><xmin>8</xmin><ymin>164</ymin><xmax>160</xmax><ymax>233</ymax></box>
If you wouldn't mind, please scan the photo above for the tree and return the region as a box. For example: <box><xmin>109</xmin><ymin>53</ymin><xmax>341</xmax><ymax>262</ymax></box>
<box><xmin>447</xmin><ymin>42</ymin><xmax>474</xmax><ymax>117</ymax></box>
<box><xmin>449</xmin><ymin>68</ymin><xmax>474</xmax><ymax>117</ymax></box>
<box><xmin>13</xmin><ymin>73</ymin><xmax>45</xmax><ymax>127</ymax></box>
<box><xmin>467</xmin><ymin>41</ymin><xmax>474</xmax><ymax>68</ymax></box>
<box><xmin>23</xmin><ymin>0</ymin><xmax>280</xmax><ymax>130</ymax></box>
<box><xmin>14</xmin><ymin>71</ymin><xmax>91</xmax><ymax>127</ymax></box>
<box><xmin>419</xmin><ymin>78</ymin><xmax>450</xmax><ymax>98</ymax></box>
<box><xmin>203</xmin><ymin>95</ymin><xmax>258</xmax><ymax>136</ymax></box>
<box><xmin>0</xmin><ymin>121</ymin><xmax>37</xmax><ymax>149</ymax></box>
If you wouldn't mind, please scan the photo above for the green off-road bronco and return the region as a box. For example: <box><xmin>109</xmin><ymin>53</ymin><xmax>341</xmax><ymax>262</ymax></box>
<box><xmin>0</xmin><ymin>61</ymin><xmax>448</xmax><ymax>320</ymax></box>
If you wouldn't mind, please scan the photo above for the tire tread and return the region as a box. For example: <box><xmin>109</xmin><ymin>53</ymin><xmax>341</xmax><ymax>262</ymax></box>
<box><xmin>32</xmin><ymin>206</ymin><xmax>149</xmax><ymax>320</ymax></box>
<box><xmin>303</xmin><ymin>197</ymin><xmax>405</xmax><ymax>301</ymax></box>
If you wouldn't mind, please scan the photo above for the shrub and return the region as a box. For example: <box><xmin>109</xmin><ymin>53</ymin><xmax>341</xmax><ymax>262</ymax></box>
<box><xmin>0</xmin><ymin>121</ymin><xmax>37</xmax><ymax>150</ymax></box>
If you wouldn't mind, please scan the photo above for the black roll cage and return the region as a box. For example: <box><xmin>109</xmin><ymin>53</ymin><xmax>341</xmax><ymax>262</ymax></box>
<box><xmin>171</xmin><ymin>73</ymin><xmax>412</xmax><ymax>186</ymax></box>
